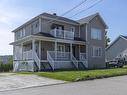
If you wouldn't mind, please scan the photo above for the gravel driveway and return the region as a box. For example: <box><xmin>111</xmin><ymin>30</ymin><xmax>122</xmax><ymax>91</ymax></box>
<box><xmin>0</xmin><ymin>73</ymin><xmax>65</xmax><ymax>91</ymax></box>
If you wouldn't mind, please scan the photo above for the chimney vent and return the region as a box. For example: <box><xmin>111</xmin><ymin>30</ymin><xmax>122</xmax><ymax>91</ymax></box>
<box><xmin>53</xmin><ymin>13</ymin><xmax>57</xmax><ymax>16</ymax></box>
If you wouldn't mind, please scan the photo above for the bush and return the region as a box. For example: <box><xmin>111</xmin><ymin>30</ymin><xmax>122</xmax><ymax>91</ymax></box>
<box><xmin>0</xmin><ymin>57</ymin><xmax>13</xmax><ymax>72</ymax></box>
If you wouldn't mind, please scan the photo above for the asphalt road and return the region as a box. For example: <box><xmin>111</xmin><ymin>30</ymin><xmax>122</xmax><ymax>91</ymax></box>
<box><xmin>0</xmin><ymin>75</ymin><xmax>127</xmax><ymax>95</ymax></box>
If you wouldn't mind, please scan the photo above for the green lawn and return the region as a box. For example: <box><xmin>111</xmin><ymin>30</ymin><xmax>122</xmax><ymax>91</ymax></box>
<box><xmin>17</xmin><ymin>66</ymin><xmax>127</xmax><ymax>81</ymax></box>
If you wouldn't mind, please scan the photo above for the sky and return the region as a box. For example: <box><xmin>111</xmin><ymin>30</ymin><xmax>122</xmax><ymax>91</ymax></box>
<box><xmin>0</xmin><ymin>0</ymin><xmax>127</xmax><ymax>55</ymax></box>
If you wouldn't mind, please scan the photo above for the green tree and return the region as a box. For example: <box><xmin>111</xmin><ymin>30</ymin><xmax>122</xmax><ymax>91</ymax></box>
<box><xmin>7</xmin><ymin>56</ymin><xmax>13</xmax><ymax>64</ymax></box>
<box><xmin>105</xmin><ymin>31</ymin><xmax>110</xmax><ymax>47</ymax></box>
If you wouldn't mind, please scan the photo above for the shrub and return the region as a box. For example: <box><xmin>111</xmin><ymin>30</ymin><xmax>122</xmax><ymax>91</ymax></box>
<box><xmin>0</xmin><ymin>57</ymin><xmax>13</xmax><ymax>72</ymax></box>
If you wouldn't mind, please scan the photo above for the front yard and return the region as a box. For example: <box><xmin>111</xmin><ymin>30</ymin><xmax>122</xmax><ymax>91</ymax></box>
<box><xmin>17</xmin><ymin>66</ymin><xmax>127</xmax><ymax>81</ymax></box>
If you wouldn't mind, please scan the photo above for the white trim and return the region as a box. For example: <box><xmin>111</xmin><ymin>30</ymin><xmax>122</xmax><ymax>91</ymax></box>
<box><xmin>32</xmin><ymin>39</ymin><xmax>35</xmax><ymax>60</ymax></box>
<box><xmin>39</xmin><ymin>17</ymin><xmax>41</xmax><ymax>32</ymax></box>
<box><xmin>39</xmin><ymin>40</ymin><xmax>41</xmax><ymax>59</ymax></box>
<box><xmin>40</xmin><ymin>60</ymin><xmax>48</xmax><ymax>62</ymax></box>
<box><xmin>79</xmin><ymin>25</ymin><xmax>80</xmax><ymax>38</ymax></box>
<box><xmin>92</xmin><ymin>46</ymin><xmax>102</xmax><ymax>57</ymax></box>
<box><xmin>10</xmin><ymin>35</ymin><xmax>86</xmax><ymax>46</ymax></box>
<box><xmin>91</xmin><ymin>28</ymin><xmax>102</xmax><ymax>40</ymax></box>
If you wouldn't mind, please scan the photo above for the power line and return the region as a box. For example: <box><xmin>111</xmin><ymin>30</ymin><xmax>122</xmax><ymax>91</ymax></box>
<box><xmin>61</xmin><ymin>0</ymin><xmax>87</xmax><ymax>16</ymax></box>
<box><xmin>69</xmin><ymin>0</ymin><xmax>103</xmax><ymax>18</ymax></box>
<box><xmin>43</xmin><ymin>0</ymin><xmax>88</xmax><ymax>25</ymax></box>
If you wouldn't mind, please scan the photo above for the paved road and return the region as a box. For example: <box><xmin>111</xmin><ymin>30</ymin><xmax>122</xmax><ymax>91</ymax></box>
<box><xmin>0</xmin><ymin>75</ymin><xmax>127</xmax><ymax>95</ymax></box>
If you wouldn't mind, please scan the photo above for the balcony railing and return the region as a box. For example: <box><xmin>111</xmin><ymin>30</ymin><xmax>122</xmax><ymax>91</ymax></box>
<box><xmin>50</xmin><ymin>29</ymin><xmax>74</xmax><ymax>40</ymax></box>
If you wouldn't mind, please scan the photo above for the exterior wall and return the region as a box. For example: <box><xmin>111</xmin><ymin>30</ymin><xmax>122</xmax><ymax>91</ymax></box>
<box><xmin>41</xmin><ymin>41</ymin><xmax>54</xmax><ymax>60</ymax></box>
<box><xmin>80</xmin><ymin>24</ymin><xmax>86</xmax><ymax>41</ymax></box>
<box><xmin>87</xmin><ymin>16</ymin><xmax>106</xmax><ymax>68</ymax></box>
<box><xmin>41</xmin><ymin>18</ymin><xmax>80</xmax><ymax>37</ymax></box>
<box><xmin>106</xmin><ymin>38</ymin><xmax>127</xmax><ymax>61</ymax></box>
<box><xmin>15</xmin><ymin>19</ymin><xmax>39</xmax><ymax>41</ymax></box>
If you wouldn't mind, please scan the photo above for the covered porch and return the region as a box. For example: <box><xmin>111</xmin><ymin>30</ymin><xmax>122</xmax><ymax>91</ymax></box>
<box><xmin>12</xmin><ymin>35</ymin><xmax>88</xmax><ymax>71</ymax></box>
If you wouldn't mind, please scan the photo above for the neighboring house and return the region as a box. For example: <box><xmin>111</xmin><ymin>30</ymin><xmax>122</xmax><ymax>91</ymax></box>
<box><xmin>10</xmin><ymin>12</ymin><xmax>108</xmax><ymax>71</ymax></box>
<box><xmin>0</xmin><ymin>55</ymin><xmax>13</xmax><ymax>64</ymax></box>
<box><xmin>106</xmin><ymin>35</ymin><xmax>127</xmax><ymax>61</ymax></box>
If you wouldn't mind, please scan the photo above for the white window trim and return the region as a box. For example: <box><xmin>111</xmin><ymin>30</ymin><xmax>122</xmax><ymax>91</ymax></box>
<box><xmin>92</xmin><ymin>46</ymin><xmax>102</xmax><ymax>57</ymax></box>
<box><xmin>91</xmin><ymin>28</ymin><xmax>102</xmax><ymax>40</ymax></box>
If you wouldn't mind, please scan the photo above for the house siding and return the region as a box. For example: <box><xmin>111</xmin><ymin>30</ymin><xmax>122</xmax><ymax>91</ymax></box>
<box><xmin>87</xmin><ymin>16</ymin><xmax>106</xmax><ymax>68</ymax></box>
<box><xmin>106</xmin><ymin>37</ymin><xmax>127</xmax><ymax>61</ymax></box>
<box><xmin>41</xmin><ymin>18</ymin><xmax>79</xmax><ymax>37</ymax></box>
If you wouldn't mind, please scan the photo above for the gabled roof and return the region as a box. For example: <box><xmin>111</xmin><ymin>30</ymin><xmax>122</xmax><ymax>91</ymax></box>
<box><xmin>106</xmin><ymin>35</ymin><xmax>127</xmax><ymax>50</ymax></box>
<box><xmin>77</xmin><ymin>13</ymin><xmax>108</xmax><ymax>29</ymax></box>
<box><xmin>40</xmin><ymin>12</ymin><xmax>79</xmax><ymax>24</ymax></box>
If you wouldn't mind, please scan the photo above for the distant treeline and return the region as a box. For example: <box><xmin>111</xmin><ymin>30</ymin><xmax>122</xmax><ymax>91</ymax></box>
<box><xmin>0</xmin><ymin>57</ymin><xmax>13</xmax><ymax>72</ymax></box>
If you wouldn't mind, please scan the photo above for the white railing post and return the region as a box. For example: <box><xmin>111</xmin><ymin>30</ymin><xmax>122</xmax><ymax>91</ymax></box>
<box><xmin>32</xmin><ymin>39</ymin><xmax>35</xmax><ymax>60</ymax></box>
<box><xmin>54</xmin><ymin>28</ymin><xmax>56</xmax><ymax>37</ymax></box>
<box><xmin>55</xmin><ymin>41</ymin><xmax>57</xmax><ymax>60</ymax></box>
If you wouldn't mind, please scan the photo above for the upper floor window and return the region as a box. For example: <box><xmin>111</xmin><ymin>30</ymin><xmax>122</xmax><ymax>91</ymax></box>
<box><xmin>92</xmin><ymin>46</ymin><xmax>102</xmax><ymax>57</ymax></box>
<box><xmin>91</xmin><ymin>28</ymin><xmax>102</xmax><ymax>40</ymax></box>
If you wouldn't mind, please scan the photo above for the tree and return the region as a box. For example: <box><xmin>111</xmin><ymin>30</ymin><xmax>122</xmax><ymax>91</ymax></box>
<box><xmin>105</xmin><ymin>31</ymin><xmax>110</xmax><ymax>48</ymax></box>
<box><xmin>7</xmin><ymin>56</ymin><xmax>13</xmax><ymax>64</ymax></box>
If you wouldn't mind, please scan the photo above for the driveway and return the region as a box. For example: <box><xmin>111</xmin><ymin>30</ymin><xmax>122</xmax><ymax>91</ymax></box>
<box><xmin>0</xmin><ymin>75</ymin><xmax>127</xmax><ymax>95</ymax></box>
<box><xmin>0</xmin><ymin>73</ymin><xmax>65</xmax><ymax>91</ymax></box>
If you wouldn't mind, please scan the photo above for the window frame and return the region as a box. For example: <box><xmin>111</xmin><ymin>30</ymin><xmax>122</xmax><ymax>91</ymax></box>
<box><xmin>92</xmin><ymin>46</ymin><xmax>102</xmax><ymax>57</ymax></box>
<box><xmin>91</xmin><ymin>28</ymin><xmax>102</xmax><ymax>40</ymax></box>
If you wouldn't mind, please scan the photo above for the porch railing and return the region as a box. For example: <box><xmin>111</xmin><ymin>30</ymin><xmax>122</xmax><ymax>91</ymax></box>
<box><xmin>80</xmin><ymin>53</ymin><xmax>87</xmax><ymax>61</ymax></box>
<box><xmin>33</xmin><ymin>51</ymin><xmax>41</xmax><ymax>70</ymax></box>
<box><xmin>47</xmin><ymin>51</ymin><xmax>71</xmax><ymax>61</ymax></box>
<box><xmin>80</xmin><ymin>53</ymin><xmax>88</xmax><ymax>68</ymax></box>
<box><xmin>23</xmin><ymin>50</ymin><xmax>40</xmax><ymax>70</ymax></box>
<box><xmin>23</xmin><ymin>50</ymin><xmax>33</xmax><ymax>60</ymax></box>
<box><xmin>71</xmin><ymin>54</ymin><xmax>78</xmax><ymax>69</ymax></box>
<box><xmin>50</xmin><ymin>29</ymin><xmax>74</xmax><ymax>40</ymax></box>
<box><xmin>47</xmin><ymin>51</ymin><xmax>55</xmax><ymax>70</ymax></box>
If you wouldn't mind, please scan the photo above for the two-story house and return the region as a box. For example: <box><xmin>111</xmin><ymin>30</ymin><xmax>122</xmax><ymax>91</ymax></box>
<box><xmin>10</xmin><ymin>12</ymin><xmax>108</xmax><ymax>71</ymax></box>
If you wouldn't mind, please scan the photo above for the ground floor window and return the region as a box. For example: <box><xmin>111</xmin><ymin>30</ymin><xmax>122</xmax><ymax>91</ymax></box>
<box><xmin>92</xmin><ymin>46</ymin><xmax>102</xmax><ymax>57</ymax></box>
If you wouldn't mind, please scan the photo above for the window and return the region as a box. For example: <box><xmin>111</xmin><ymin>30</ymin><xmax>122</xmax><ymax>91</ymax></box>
<box><xmin>91</xmin><ymin>28</ymin><xmax>102</xmax><ymax>40</ymax></box>
<box><xmin>22</xmin><ymin>28</ymin><xmax>25</xmax><ymax>37</ymax></box>
<box><xmin>92</xmin><ymin>46</ymin><xmax>102</xmax><ymax>57</ymax></box>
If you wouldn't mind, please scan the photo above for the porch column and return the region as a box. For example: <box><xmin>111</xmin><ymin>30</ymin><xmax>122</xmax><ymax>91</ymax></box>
<box><xmin>55</xmin><ymin>41</ymin><xmax>57</xmax><ymax>60</ymax></box>
<box><xmin>79</xmin><ymin>45</ymin><xmax>80</xmax><ymax>60</ymax></box>
<box><xmin>39</xmin><ymin>40</ymin><xmax>41</xmax><ymax>59</ymax></box>
<box><xmin>32</xmin><ymin>39</ymin><xmax>35</xmax><ymax>60</ymax></box>
<box><xmin>70</xmin><ymin>43</ymin><xmax>72</xmax><ymax>60</ymax></box>
<box><xmin>21</xmin><ymin>43</ymin><xmax>23</xmax><ymax>60</ymax></box>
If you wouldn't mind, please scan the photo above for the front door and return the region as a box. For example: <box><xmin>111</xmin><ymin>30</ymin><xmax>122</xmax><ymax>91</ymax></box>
<box><xmin>57</xmin><ymin>44</ymin><xmax>65</xmax><ymax>52</ymax></box>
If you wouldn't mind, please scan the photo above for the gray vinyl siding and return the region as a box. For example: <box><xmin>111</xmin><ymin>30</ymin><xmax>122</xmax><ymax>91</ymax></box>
<box><xmin>41</xmin><ymin>18</ymin><xmax>79</xmax><ymax>37</ymax></box>
<box><xmin>80</xmin><ymin>24</ymin><xmax>86</xmax><ymax>41</ymax></box>
<box><xmin>87</xmin><ymin>16</ymin><xmax>106</xmax><ymax>68</ymax></box>
<box><xmin>106</xmin><ymin>37</ymin><xmax>127</xmax><ymax>61</ymax></box>
<box><xmin>15</xmin><ymin>19</ymin><xmax>39</xmax><ymax>41</ymax></box>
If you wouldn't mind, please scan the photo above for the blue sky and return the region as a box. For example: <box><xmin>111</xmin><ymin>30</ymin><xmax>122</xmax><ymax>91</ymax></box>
<box><xmin>0</xmin><ymin>0</ymin><xmax>127</xmax><ymax>55</ymax></box>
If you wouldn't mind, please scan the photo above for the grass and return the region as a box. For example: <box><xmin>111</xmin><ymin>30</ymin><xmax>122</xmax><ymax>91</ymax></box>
<box><xmin>16</xmin><ymin>66</ymin><xmax>127</xmax><ymax>81</ymax></box>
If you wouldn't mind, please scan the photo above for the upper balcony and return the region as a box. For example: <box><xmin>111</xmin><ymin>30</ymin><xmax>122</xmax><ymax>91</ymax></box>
<box><xmin>50</xmin><ymin>29</ymin><xmax>74</xmax><ymax>40</ymax></box>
